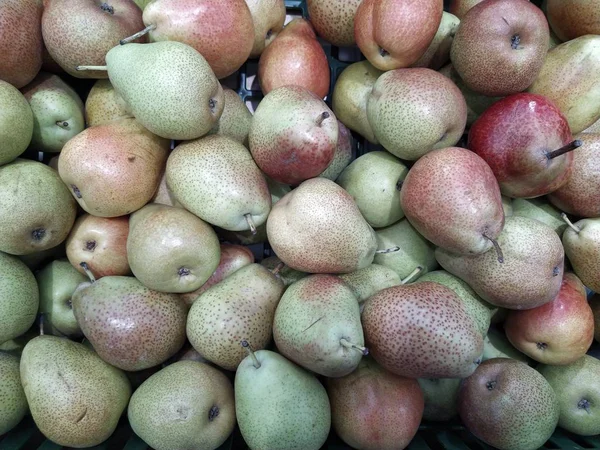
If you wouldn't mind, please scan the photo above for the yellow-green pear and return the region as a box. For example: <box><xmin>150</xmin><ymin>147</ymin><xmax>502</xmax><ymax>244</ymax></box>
<box><xmin>562</xmin><ymin>215</ymin><xmax>600</xmax><ymax>292</ymax></box>
<box><xmin>339</xmin><ymin>264</ymin><xmax>402</xmax><ymax>303</ymax></box>
<box><xmin>512</xmin><ymin>197</ymin><xmax>567</xmax><ymax>235</ymax></box>
<box><xmin>0</xmin><ymin>352</ymin><xmax>28</xmax><ymax>435</ymax></box>
<box><xmin>84</xmin><ymin>79</ymin><xmax>131</xmax><ymax>127</ymax></box>
<box><xmin>412</xmin><ymin>12</ymin><xmax>460</xmax><ymax>70</ymax></box>
<box><xmin>482</xmin><ymin>327</ymin><xmax>530</xmax><ymax>364</ymax></box>
<box><xmin>0</xmin><ymin>80</ymin><xmax>33</xmax><ymax>165</ymax></box>
<box><xmin>208</xmin><ymin>87</ymin><xmax>252</xmax><ymax>145</ymax></box>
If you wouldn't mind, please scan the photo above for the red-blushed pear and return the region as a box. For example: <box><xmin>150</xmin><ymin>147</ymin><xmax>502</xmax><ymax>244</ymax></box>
<box><xmin>42</xmin><ymin>0</ymin><xmax>145</xmax><ymax>79</ymax></box>
<box><xmin>399</xmin><ymin>147</ymin><xmax>504</xmax><ymax>257</ymax></box>
<box><xmin>448</xmin><ymin>0</ymin><xmax>484</xmax><ymax>19</ymax></box>
<box><xmin>546</xmin><ymin>0</ymin><xmax>600</xmax><ymax>42</ymax></box>
<box><xmin>468</xmin><ymin>93</ymin><xmax>577</xmax><ymax>199</ymax></box>
<box><xmin>504</xmin><ymin>272</ymin><xmax>594</xmax><ymax>365</ymax></box>
<box><xmin>307</xmin><ymin>0</ymin><xmax>362</xmax><ymax>47</ymax></box>
<box><xmin>355</xmin><ymin>0</ymin><xmax>443</xmax><ymax>71</ymax></box>
<box><xmin>244</xmin><ymin>0</ymin><xmax>286</xmax><ymax>58</ymax></box>
<box><xmin>66</xmin><ymin>214</ymin><xmax>130</xmax><ymax>279</ymax></box>
<box><xmin>249</xmin><ymin>85</ymin><xmax>338</xmax><ymax>185</ymax></box>
<box><xmin>327</xmin><ymin>358</ymin><xmax>424</xmax><ymax>450</ymax></box>
<box><xmin>123</xmin><ymin>0</ymin><xmax>254</xmax><ymax>79</ymax></box>
<box><xmin>549</xmin><ymin>133</ymin><xmax>600</xmax><ymax>218</ymax></box>
<box><xmin>0</xmin><ymin>0</ymin><xmax>43</xmax><ymax>88</ymax></box>
<box><xmin>258</xmin><ymin>19</ymin><xmax>330</xmax><ymax>98</ymax></box>
<box><xmin>450</xmin><ymin>0</ymin><xmax>549</xmax><ymax>97</ymax></box>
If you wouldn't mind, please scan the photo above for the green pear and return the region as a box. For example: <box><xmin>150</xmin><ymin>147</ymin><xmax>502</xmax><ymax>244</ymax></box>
<box><xmin>127</xmin><ymin>204</ymin><xmax>221</xmax><ymax>293</ymax></box>
<box><xmin>0</xmin><ymin>251</ymin><xmax>39</xmax><ymax>344</ymax></box>
<box><xmin>102</xmin><ymin>41</ymin><xmax>224</xmax><ymax>140</ymax></box>
<box><xmin>562</xmin><ymin>215</ymin><xmax>600</xmax><ymax>292</ymax></box>
<box><xmin>539</xmin><ymin>355</ymin><xmax>600</xmax><ymax>436</ymax></box>
<box><xmin>167</xmin><ymin>135</ymin><xmax>271</xmax><ymax>233</ymax></box>
<box><xmin>331</xmin><ymin>61</ymin><xmax>383</xmax><ymax>144</ymax></box>
<box><xmin>273</xmin><ymin>274</ymin><xmax>366</xmax><ymax>377</ymax></box>
<box><xmin>20</xmin><ymin>335</ymin><xmax>131</xmax><ymax>447</ymax></box>
<box><xmin>235</xmin><ymin>348</ymin><xmax>331</xmax><ymax>450</ymax></box>
<box><xmin>133</xmin><ymin>0</ymin><xmax>153</xmax><ymax>10</ymax></box>
<box><xmin>84</xmin><ymin>79</ymin><xmax>132</xmax><ymax>127</ymax></box>
<box><xmin>512</xmin><ymin>197</ymin><xmax>567</xmax><ymax>235</ymax></box>
<box><xmin>0</xmin><ymin>352</ymin><xmax>28</xmax><ymax>435</ymax></box>
<box><xmin>260</xmin><ymin>255</ymin><xmax>308</xmax><ymax>287</ymax></box>
<box><xmin>373</xmin><ymin>218</ymin><xmax>438</xmax><ymax>281</ymax></box>
<box><xmin>319</xmin><ymin>121</ymin><xmax>355</xmax><ymax>181</ymax></box>
<box><xmin>584</xmin><ymin>117</ymin><xmax>600</xmax><ymax>134</ymax></box>
<box><xmin>339</xmin><ymin>264</ymin><xmax>402</xmax><ymax>303</ymax></box>
<box><xmin>528</xmin><ymin>35</ymin><xmax>600</xmax><ymax>135</ymax></box>
<box><xmin>482</xmin><ymin>327</ymin><xmax>530</xmax><ymax>364</ymax></box>
<box><xmin>337</xmin><ymin>151</ymin><xmax>408</xmax><ymax>228</ymax></box>
<box><xmin>502</xmin><ymin>195</ymin><xmax>513</xmax><ymax>217</ymax></box>
<box><xmin>208</xmin><ymin>87</ymin><xmax>252</xmax><ymax>145</ymax></box>
<box><xmin>21</xmin><ymin>72</ymin><xmax>84</xmax><ymax>153</ymax></box>
<box><xmin>36</xmin><ymin>259</ymin><xmax>87</xmax><ymax>337</ymax></box>
<box><xmin>72</xmin><ymin>276</ymin><xmax>187</xmax><ymax>371</ymax></box>
<box><xmin>417</xmin><ymin>378</ymin><xmax>461</xmax><ymax>422</ymax></box>
<box><xmin>128</xmin><ymin>361</ymin><xmax>236</xmax><ymax>450</ymax></box>
<box><xmin>187</xmin><ymin>264</ymin><xmax>285</xmax><ymax>371</ymax></box>
<box><xmin>417</xmin><ymin>270</ymin><xmax>496</xmax><ymax>337</ymax></box>
<box><xmin>412</xmin><ymin>12</ymin><xmax>460</xmax><ymax>70</ymax></box>
<box><xmin>0</xmin><ymin>80</ymin><xmax>33</xmax><ymax>166</ymax></box>
<box><xmin>436</xmin><ymin>216</ymin><xmax>565</xmax><ymax>310</ymax></box>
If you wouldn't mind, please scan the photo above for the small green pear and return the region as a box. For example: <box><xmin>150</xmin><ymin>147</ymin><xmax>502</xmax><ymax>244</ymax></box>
<box><xmin>0</xmin><ymin>352</ymin><xmax>28</xmax><ymax>435</ymax></box>
<box><xmin>417</xmin><ymin>378</ymin><xmax>461</xmax><ymax>422</ymax></box>
<box><xmin>208</xmin><ymin>87</ymin><xmax>252</xmax><ymax>145</ymax></box>
<box><xmin>512</xmin><ymin>198</ymin><xmax>567</xmax><ymax>235</ymax></box>
<box><xmin>482</xmin><ymin>327</ymin><xmax>530</xmax><ymax>364</ymax></box>
<box><xmin>339</xmin><ymin>264</ymin><xmax>402</xmax><ymax>303</ymax></box>
<box><xmin>0</xmin><ymin>80</ymin><xmax>33</xmax><ymax>166</ymax></box>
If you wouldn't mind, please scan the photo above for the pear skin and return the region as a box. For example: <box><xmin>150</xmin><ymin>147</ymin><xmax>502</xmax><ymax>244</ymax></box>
<box><xmin>0</xmin><ymin>352</ymin><xmax>28</xmax><ymax>435</ymax></box>
<box><xmin>0</xmin><ymin>80</ymin><xmax>33</xmax><ymax>165</ymax></box>
<box><xmin>562</xmin><ymin>216</ymin><xmax>600</xmax><ymax>292</ymax></box>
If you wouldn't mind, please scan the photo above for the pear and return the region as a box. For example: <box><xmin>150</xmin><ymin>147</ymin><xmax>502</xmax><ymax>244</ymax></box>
<box><xmin>400</xmin><ymin>147</ymin><xmax>505</xmax><ymax>256</ymax></box>
<box><xmin>417</xmin><ymin>378</ymin><xmax>461</xmax><ymax>422</ymax></box>
<box><xmin>58</xmin><ymin>118</ymin><xmax>170</xmax><ymax>218</ymax></box>
<box><xmin>72</xmin><ymin>276</ymin><xmax>187</xmax><ymax>371</ymax></box>
<box><xmin>0</xmin><ymin>160</ymin><xmax>76</xmax><ymax>255</ymax></box>
<box><xmin>417</xmin><ymin>270</ymin><xmax>496</xmax><ymax>337</ymax></box>
<box><xmin>458</xmin><ymin>358</ymin><xmax>559</xmax><ymax>450</ymax></box>
<box><xmin>319</xmin><ymin>121</ymin><xmax>355</xmax><ymax>181</ymax></box>
<box><xmin>412</xmin><ymin>12</ymin><xmax>461</xmax><ymax>70</ymax></box>
<box><xmin>245</xmin><ymin>0</ymin><xmax>286</xmax><ymax>58</ymax></box>
<box><xmin>37</xmin><ymin>259</ymin><xmax>87</xmax><ymax>337</ymax></box>
<box><xmin>235</xmin><ymin>348</ymin><xmax>331</xmax><ymax>450</ymax></box>
<box><xmin>512</xmin><ymin>197</ymin><xmax>567</xmax><ymax>235</ymax></box>
<box><xmin>546</xmin><ymin>0</ymin><xmax>600</xmax><ymax>45</ymax></box>
<box><xmin>84</xmin><ymin>79</ymin><xmax>131</xmax><ymax>127</ymax></box>
<box><xmin>20</xmin><ymin>335</ymin><xmax>131</xmax><ymax>447</ymax></box>
<box><xmin>167</xmin><ymin>134</ymin><xmax>271</xmax><ymax>232</ymax></box>
<box><xmin>337</xmin><ymin>151</ymin><xmax>408</xmax><ymax>228</ymax></box>
<box><xmin>0</xmin><ymin>352</ymin><xmax>28</xmax><ymax>435</ymax></box>
<box><xmin>584</xmin><ymin>118</ymin><xmax>600</xmax><ymax>134</ymax></box>
<box><xmin>332</xmin><ymin>60</ymin><xmax>383</xmax><ymax>144</ymax></box>
<box><xmin>528</xmin><ymin>35</ymin><xmax>600</xmax><ymax>134</ymax></box>
<box><xmin>0</xmin><ymin>80</ymin><xmax>33</xmax><ymax>166</ymax></box>
<box><xmin>362</xmin><ymin>282</ymin><xmax>484</xmax><ymax>379</ymax></box>
<box><xmin>127</xmin><ymin>204</ymin><xmax>221</xmax><ymax>293</ymax></box>
<box><xmin>187</xmin><ymin>264</ymin><xmax>285</xmax><ymax>371</ymax></box>
<box><xmin>539</xmin><ymin>355</ymin><xmax>600</xmax><ymax>436</ymax></box>
<box><xmin>482</xmin><ymin>327</ymin><xmax>530</xmax><ymax>364</ymax></box>
<box><xmin>367</xmin><ymin>68</ymin><xmax>468</xmax><ymax>161</ymax></box>
<box><xmin>437</xmin><ymin>216</ymin><xmax>564</xmax><ymax>310</ymax></box>
<box><xmin>273</xmin><ymin>274</ymin><xmax>366</xmax><ymax>377</ymax></box>
<box><xmin>339</xmin><ymin>264</ymin><xmax>401</xmax><ymax>303</ymax></box>
<box><xmin>449</xmin><ymin>0</ymin><xmax>485</xmax><ymax>19</ymax></box>
<box><xmin>562</xmin><ymin>215</ymin><xmax>600</xmax><ymax>292</ymax></box>
<box><xmin>101</xmin><ymin>41</ymin><xmax>224</xmax><ymax>140</ymax></box>
<box><xmin>208</xmin><ymin>87</ymin><xmax>252</xmax><ymax>145</ymax></box>
<box><xmin>21</xmin><ymin>72</ymin><xmax>84</xmax><ymax>153</ymax></box>
<box><xmin>267</xmin><ymin>178</ymin><xmax>378</xmax><ymax>274</ymax></box>
<box><xmin>128</xmin><ymin>361</ymin><xmax>236</xmax><ymax>450</ymax></box>
<box><xmin>260</xmin><ymin>255</ymin><xmax>308</xmax><ymax>287</ymax></box>
<box><xmin>592</xmin><ymin>295</ymin><xmax>600</xmax><ymax>343</ymax></box>
<box><xmin>373</xmin><ymin>218</ymin><xmax>438</xmax><ymax>281</ymax></box>
<box><xmin>307</xmin><ymin>0</ymin><xmax>361</xmax><ymax>47</ymax></box>
<box><xmin>502</xmin><ymin>195</ymin><xmax>513</xmax><ymax>217</ymax></box>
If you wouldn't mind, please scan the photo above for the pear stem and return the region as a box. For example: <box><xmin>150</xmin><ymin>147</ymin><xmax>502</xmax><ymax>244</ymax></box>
<box><xmin>241</xmin><ymin>340</ymin><xmax>261</xmax><ymax>369</ymax></box>
<box><xmin>244</xmin><ymin>214</ymin><xmax>257</xmax><ymax>235</ymax></box>
<box><xmin>56</xmin><ymin>121</ymin><xmax>69</xmax><ymax>128</ymax></box>
<box><xmin>75</xmin><ymin>65</ymin><xmax>107</xmax><ymax>72</ymax></box>
<box><xmin>315</xmin><ymin>111</ymin><xmax>330</xmax><ymax>126</ymax></box>
<box><xmin>120</xmin><ymin>24</ymin><xmax>157</xmax><ymax>45</ymax></box>
<box><xmin>271</xmin><ymin>262</ymin><xmax>285</xmax><ymax>276</ymax></box>
<box><xmin>79</xmin><ymin>262</ymin><xmax>96</xmax><ymax>283</ymax></box>
<box><xmin>340</xmin><ymin>338</ymin><xmax>369</xmax><ymax>355</ymax></box>
<box><xmin>401</xmin><ymin>266</ymin><xmax>423</xmax><ymax>285</ymax></box>
<box><xmin>376</xmin><ymin>246</ymin><xmax>400</xmax><ymax>254</ymax></box>
<box><xmin>561</xmin><ymin>213</ymin><xmax>581</xmax><ymax>233</ymax></box>
<box><xmin>546</xmin><ymin>140</ymin><xmax>583</xmax><ymax>159</ymax></box>
<box><xmin>39</xmin><ymin>314</ymin><xmax>44</xmax><ymax>336</ymax></box>
<box><xmin>483</xmin><ymin>233</ymin><xmax>504</xmax><ymax>264</ymax></box>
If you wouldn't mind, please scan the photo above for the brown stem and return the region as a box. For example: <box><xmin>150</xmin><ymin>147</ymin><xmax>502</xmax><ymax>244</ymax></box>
<box><xmin>271</xmin><ymin>262</ymin><xmax>285</xmax><ymax>276</ymax></box>
<box><xmin>244</xmin><ymin>214</ymin><xmax>257</xmax><ymax>235</ymax></box>
<box><xmin>241</xmin><ymin>340</ymin><xmax>261</xmax><ymax>368</ymax></box>
<box><xmin>484</xmin><ymin>234</ymin><xmax>504</xmax><ymax>264</ymax></box>
<box><xmin>401</xmin><ymin>266</ymin><xmax>423</xmax><ymax>285</ymax></box>
<box><xmin>376</xmin><ymin>246</ymin><xmax>400</xmax><ymax>254</ymax></box>
<box><xmin>546</xmin><ymin>140</ymin><xmax>583</xmax><ymax>159</ymax></box>
<box><xmin>75</xmin><ymin>65</ymin><xmax>107</xmax><ymax>72</ymax></box>
<box><xmin>340</xmin><ymin>338</ymin><xmax>369</xmax><ymax>355</ymax></box>
<box><xmin>315</xmin><ymin>111</ymin><xmax>330</xmax><ymax>126</ymax></box>
<box><xmin>120</xmin><ymin>24</ymin><xmax>157</xmax><ymax>45</ymax></box>
<box><xmin>79</xmin><ymin>262</ymin><xmax>96</xmax><ymax>283</ymax></box>
<box><xmin>562</xmin><ymin>213</ymin><xmax>581</xmax><ymax>233</ymax></box>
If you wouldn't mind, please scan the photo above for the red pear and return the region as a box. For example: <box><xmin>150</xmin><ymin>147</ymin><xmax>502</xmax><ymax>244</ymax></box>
<box><xmin>547</xmin><ymin>0</ymin><xmax>600</xmax><ymax>42</ymax></box>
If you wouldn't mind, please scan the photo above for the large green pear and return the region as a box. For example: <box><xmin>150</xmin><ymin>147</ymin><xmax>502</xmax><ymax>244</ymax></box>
<box><xmin>0</xmin><ymin>352</ymin><xmax>28</xmax><ymax>435</ymax></box>
<box><xmin>0</xmin><ymin>80</ymin><xmax>33</xmax><ymax>166</ymax></box>
<box><xmin>339</xmin><ymin>264</ymin><xmax>401</xmax><ymax>303</ymax></box>
<box><xmin>20</xmin><ymin>335</ymin><xmax>131</xmax><ymax>447</ymax></box>
<box><xmin>512</xmin><ymin>197</ymin><xmax>567</xmax><ymax>235</ymax></box>
<box><xmin>235</xmin><ymin>349</ymin><xmax>331</xmax><ymax>450</ymax></box>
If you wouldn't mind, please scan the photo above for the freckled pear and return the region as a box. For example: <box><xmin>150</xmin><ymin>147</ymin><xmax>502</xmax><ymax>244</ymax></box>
<box><xmin>400</xmin><ymin>147</ymin><xmax>505</xmax><ymax>256</ymax></box>
<box><xmin>267</xmin><ymin>178</ymin><xmax>378</xmax><ymax>274</ymax></box>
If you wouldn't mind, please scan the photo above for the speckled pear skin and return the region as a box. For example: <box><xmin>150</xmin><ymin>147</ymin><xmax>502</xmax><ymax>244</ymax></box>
<box><xmin>547</xmin><ymin>0</ymin><xmax>600</xmax><ymax>41</ymax></box>
<box><xmin>186</xmin><ymin>264</ymin><xmax>284</xmax><ymax>371</ymax></box>
<box><xmin>511</xmin><ymin>197</ymin><xmax>567</xmax><ymax>235</ymax></box>
<box><xmin>106</xmin><ymin>41</ymin><xmax>224</xmax><ymax>140</ymax></box>
<box><xmin>562</xmin><ymin>217</ymin><xmax>600</xmax><ymax>293</ymax></box>
<box><xmin>20</xmin><ymin>335</ymin><xmax>131</xmax><ymax>448</ymax></box>
<box><xmin>400</xmin><ymin>147</ymin><xmax>504</xmax><ymax>256</ymax></box>
<box><xmin>273</xmin><ymin>275</ymin><xmax>365</xmax><ymax>377</ymax></box>
<box><xmin>436</xmin><ymin>216</ymin><xmax>565</xmax><ymax>310</ymax></box>
<box><xmin>0</xmin><ymin>159</ymin><xmax>76</xmax><ymax>256</ymax></box>
<box><xmin>0</xmin><ymin>352</ymin><xmax>28</xmax><ymax>435</ymax></box>
<box><xmin>367</xmin><ymin>68</ymin><xmax>467</xmax><ymax>161</ymax></box>
<box><xmin>208</xmin><ymin>88</ymin><xmax>252</xmax><ymax>145</ymax></box>
<box><xmin>166</xmin><ymin>135</ymin><xmax>271</xmax><ymax>232</ymax></box>
<box><xmin>235</xmin><ymin>350</ymin><xmax>331</xmax><ymax>450</ymax></box>
<box><xmin>306</xmin><ymin>0</ymin><xmax>362</xmax><ymax>47</ymax></box>
<box><xmin>319</xmin><ymin>120</ymin><xmax>355</xmax><ymax>181</ymax></box>
<box><xmin>0</xmin><ymin>80</ymin><xmax>33</xmax><ymax>165</ymax></box>
<box><xmin>84</xmin><ymin>79</ymin><xmax>132</xmax><ymax>127</ymax></box>
<box><xmin>72</xmin><ymin>276</ymin><xmax>187</xmax><ymax>371</ymax></box>
<box><xmin>361</xmin><ymin>282</ymin><xmax>484</xmax><ymax>379</ymax></box>
<box><xmin>267</xmin><ymin>178</ymin><xmax>378</xmax><ymax>274</ymax></box>
<box><xmin>339</xmin><ymin>264</ymin><xmax>401</xmax><ymax>303</ymax></box>
<box><xmin>245</xmin><ymin>0</ymin><xmax>286</xmax><ymax>58</ymax></box>
<box><xmin>458</xmin><ymin>358</ymin><xmax>559</xmax><ymax>450</ymax></box>
<box><xmin>128</xmin><ymin>361</ymin><xmax>236</xmax><ymax>450</ymax></box>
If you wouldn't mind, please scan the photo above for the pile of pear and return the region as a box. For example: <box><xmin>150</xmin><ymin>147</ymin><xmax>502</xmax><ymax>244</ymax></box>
<box><xmin>2</xmin><ymin>0</ymin><xmax>600</xmax><ymax>449</ymax></box>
